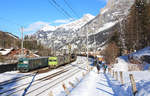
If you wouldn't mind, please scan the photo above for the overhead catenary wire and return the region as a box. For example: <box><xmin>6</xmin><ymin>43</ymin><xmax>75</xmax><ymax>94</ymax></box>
<box><xmin>50</xmin><ymin>0</ymin><xmax>74</xmax><ymax>19</ymax></box>
<box><xmin>63</xmin><ymin>0</ymin><xmax>80</xmax><ymax>18</ymax></box>
<box><xmin>0</xmin><ymin>17</ymin><xmax>22</xmax><ymax>27</ymax></box>
<box><xmin>47</xmin><ymin>0</ymin><xmax>69</xmax><ymax>19</ymax></box>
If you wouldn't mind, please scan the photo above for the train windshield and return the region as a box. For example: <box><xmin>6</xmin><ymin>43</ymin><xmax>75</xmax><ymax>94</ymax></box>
<box><xmin>48</xmin><ymin>57</ymin><xmax>57</xmax><ymax>62</ymax></box>
<box><xmin>49</xmin><ymin>60</ymin><xmax>57</xmax><ymax>62</ymax></box>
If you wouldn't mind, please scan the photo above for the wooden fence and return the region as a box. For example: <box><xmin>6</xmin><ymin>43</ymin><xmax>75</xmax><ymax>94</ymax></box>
<box><xmin>108</xmin><ymin>69</ymin><xmax>138</xmax><ymax>96</ymax></box>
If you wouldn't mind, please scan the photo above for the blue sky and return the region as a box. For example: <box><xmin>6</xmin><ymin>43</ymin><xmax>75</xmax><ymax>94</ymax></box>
<box><xmin>0</xmin><ymin>0</ymin><xmax>107</xmax><ymax>37</ymax></box>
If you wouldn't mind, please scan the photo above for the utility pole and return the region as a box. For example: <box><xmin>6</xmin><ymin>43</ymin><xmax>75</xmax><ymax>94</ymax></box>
<box><xmin>21</xmin><ymin>26</ymin><xmax>24</xmax><ymax>58</ymax></box>
<box><xmin>92</xmin><ymin>24</ymin><xmax>96</xmax><ymax>58</ymax></box>
<box><xmin>53</xmin><ymin>39</ymin><xmax>55</xmax><ymax>56</ymax></box>
<box><xmin>86</xmin><ymin>26</ymin><xmax>89</xmax><ymax>69</ymax></box>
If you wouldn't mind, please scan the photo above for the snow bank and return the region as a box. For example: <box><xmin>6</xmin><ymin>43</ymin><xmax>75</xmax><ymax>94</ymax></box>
<box><xmin>113</xmin><ymin>56</ymin><xmax>129</xmax><ymax>71</ymax></box>
<box><xmin>130</xmin><ymin>47</ymin><xmax>150</xmax><ymax>60</ymax></box>
<box><xmin>136</xmin><ymin>81</ymin><xmax>150</xmax><ymax>96</ymax></box>
<box><xmin>121</xmin><ymin>71</ymin><xmax>150</xmax><ymax>96</ymax></box>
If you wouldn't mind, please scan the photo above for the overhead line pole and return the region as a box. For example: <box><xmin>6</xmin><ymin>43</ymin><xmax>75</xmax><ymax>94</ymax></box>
<box><xmin>86</xmin><ymin>26</ymin><xmax>89</xmax><ymax>70</ymax></box>
<box><xmin>21</xmin><ymin>26</ymin><xmax>24</xmax><ymax>58</ymax></box>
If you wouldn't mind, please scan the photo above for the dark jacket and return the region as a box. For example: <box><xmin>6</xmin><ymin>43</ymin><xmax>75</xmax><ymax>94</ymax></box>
<box><xmin>96</xmin><ymin>63</ymin><xmax>100</xmax><ymax>70</ymax></box>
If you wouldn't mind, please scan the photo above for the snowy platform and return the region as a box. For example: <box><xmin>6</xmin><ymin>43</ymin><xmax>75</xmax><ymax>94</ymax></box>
<box><xmin>69</xmin><ymin>68</ymin><xmax>150</xmax><ymax>96</ymax></box>
<box><xmin>69</xmin><ymin>69</ymin><xmax>115</xmax><ymax>96</ymax></box>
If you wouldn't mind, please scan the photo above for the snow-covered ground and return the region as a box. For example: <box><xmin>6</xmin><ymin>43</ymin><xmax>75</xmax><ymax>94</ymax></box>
<box><xmin>113</xmin><ymin>56</ymin><xmax>129</xmax><ymax>72</ymax></box>
<box><xmin>0</xmin><ymin>56</ymin><xmax>91</xmax><ymax>96</ymax></box>
<box><xmin>130</xmin><ymin>47</ymin><xmax>150</xmax><ymax>61</ymax></box>
<box><xmin>0</xmin><ymin>56</ymin><xmax>150</xmax><ymax>96</ymax></box>
<box><xmin>68</xmin><ymin>67</ymin><xmax>150</xmax><ymax>96</ymax></box>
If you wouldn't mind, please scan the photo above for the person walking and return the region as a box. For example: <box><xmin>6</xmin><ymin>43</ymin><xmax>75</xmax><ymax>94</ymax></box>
<box><xmin>96</xmin><ymin>59</ymin><xmax>100</xmax><ymax>74</ymax></box>
<box><xmin>103</xmin><ymin>64</ymin><xmax>107</xmax><ymax>74</ymax></box>
<box><xmin>96</xmin><ymin>63</ymin><xmax>100</xmax><ymax>74</ymax></box>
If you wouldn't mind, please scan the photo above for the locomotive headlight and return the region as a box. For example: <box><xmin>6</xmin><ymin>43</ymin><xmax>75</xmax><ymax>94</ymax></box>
<box><xmin>23</xmin><ymin>61</ymin><xmax>28</xmax><ymax>64</ymax></box>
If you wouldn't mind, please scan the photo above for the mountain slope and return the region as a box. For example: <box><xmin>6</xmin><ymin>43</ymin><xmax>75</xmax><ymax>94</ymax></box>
<box><xmin>0</xmin><ymin>31</ymin><xmax>20</xmax><ymax>48</ymax></box>
<box><xmin>33</xmin><ymin>14</ymin><xmax>95</xmax><ymax>48</ymax></box>
<box><xmin>33</xmin><ymin>0</ymin><xmax>135</xmax><ymax>52</ymax></box>
<box><xmin>74</xmin><ymin>0</ymin><xmax>135</xmax><ymax>51</ymax></box>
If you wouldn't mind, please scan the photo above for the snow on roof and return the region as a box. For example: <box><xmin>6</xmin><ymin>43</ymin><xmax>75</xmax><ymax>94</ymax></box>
<box><xmin>0</xmin><ymin>48</ymin><xmax>13</xmax><ymax>55</ymax></box>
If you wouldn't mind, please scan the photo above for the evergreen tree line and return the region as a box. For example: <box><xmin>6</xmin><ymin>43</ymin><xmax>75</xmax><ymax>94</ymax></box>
<box><xmin>102</xmin><ymin>0</ymin><xmax>150</xmax><ymax>64</ymax></box>
<box><xmin>24</xmin><ymin>35</ymin><xmax>52</xmax><ymax>56</ymax></box>
<box><xmin>0</xmin><ymin>31</ymin><xmax>20</xmax><ymax>48</ymax></box>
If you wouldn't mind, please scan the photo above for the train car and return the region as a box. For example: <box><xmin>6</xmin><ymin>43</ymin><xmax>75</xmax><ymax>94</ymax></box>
<box><xmin>18</xmin><ymin>57</ymin><xmax>48</xmax><ymax>72</ymax></box>
<box><xmin>64</xmin><ymin>55</ymin><xmax>71</xmax><ymax>64</ymax></box>
<box><xmin>48</xmin><ymin>56</ymin><xmax>65</xmax><ymax>68</ymax></box>
<box><xmin>18</xmin><ymin>54</ymin><xmax>77</xmax><ymax>72</ymax></box>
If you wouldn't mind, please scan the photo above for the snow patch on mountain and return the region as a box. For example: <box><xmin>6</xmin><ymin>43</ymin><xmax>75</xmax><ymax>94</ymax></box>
<box><xmin>101</xmin><ymin>8</ymin><xmax>109</xmax><ymax>14</ymax></box>
<box><xmin>39</xmin><ymin>14</ymin><xmax>95</xmax><ymax>32</ymax></box>
<box><xmin>93</xmin><ymin>21</ymin><xmax>118</xmax><ymax>35</ymax></box>
<box><xmin>100</xmin><ymin>22</ymin><xmax>117</xmax><ymax>31</ymax></box>
<box><xmin>33</xmin><ymin>13</ymin><xmax>95</xmax><ymax>49</ymax></box>
<box><xmin>58</xmin><ymin>14</ymin><xmax>95</xmax><ymax>31</ymax></box>
<box><xmin>40</xmin><ymin>25</ymin><xmax>57</xmax><ymax>31</ymax></box>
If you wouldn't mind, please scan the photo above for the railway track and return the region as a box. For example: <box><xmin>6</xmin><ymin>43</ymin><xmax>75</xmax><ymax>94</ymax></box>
<box><xmin>0</xmin><ymin>57</ymin><xmax>87</xmax><ymax>96</ymax></box>
<box><xmin>34</xmin><ymin>69</ymin><xmax>81</xmax><ymax>96</ymax></box>
<box><xmin>0</xmin><ymin>63</ymin><xmax>70</xmax><ymax>87</ymax></box>
<box><xmin>26</xmin><ymin>64</ymin><xmax>86</xmax><ymax>96</ymax></box>
<box><xmin>0</xmin><ymin>65</ymin><xmax>73</xmax><ymax>96</ymax></box>
<box><xmin>0</xmin><ymin>73</ymin><xmax>36</xmax><ymax>87</ymax></box>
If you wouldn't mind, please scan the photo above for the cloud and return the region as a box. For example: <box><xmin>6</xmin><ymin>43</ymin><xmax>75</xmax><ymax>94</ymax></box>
<box><xmin>24</xmin><ymin>18</ymin><xmax>74</xmax><ymax>33</ymax></box>
<box><xmin>98</xmin><ymin>0</ymin><xmax>108</xmax><ymax>2</ymax></box>
<box><xmin>24</xmin><ymin>21</ymin><xmax>50</xmax><ymax>32</ymax></box>
<box><xmin>53</xmin><ymin>18</ymin><xmax>74</xmax><ymax>24</ymax></box>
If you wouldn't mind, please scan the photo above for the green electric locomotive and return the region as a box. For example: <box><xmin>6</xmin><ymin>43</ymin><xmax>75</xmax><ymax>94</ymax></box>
<box><xmin>18</xmin><ymin>54</ymin><xmax>77</xmax><ymax>72</ymax></box>
<box><xmin>18</xmin><ymin>57</ymin><xmax>48</xmax><ymax>72</ymax></box>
